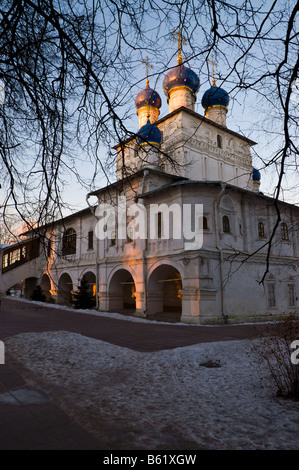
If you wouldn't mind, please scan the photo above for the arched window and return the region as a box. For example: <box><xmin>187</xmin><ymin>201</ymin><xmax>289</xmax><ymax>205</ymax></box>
<box><xmin>222</xmin><ymin>215</ymin><xmax>230</xmax><ymax>233</ymax></box>
<box><xmin>288</xmin><ymin>283</ymin><xmax>295</xmax><ymax>307</ymax></box>
<box><xmin>217</xmin><ymin>135</ymin><xmax>223</xmax><ymax>149</ymax></box>
<box><xmin>110</xmin><ymin>230</ymin><xmax>116</xmax><ymax>246</ymax></box>
<box><xmin>62</xmin><ymin>228</ymin><xmax>76</xmax><ymax>255</ymax></box>
<box><xmin>281</xmin><ymin>222</ymin><xmax>289</xmax><ymax>240</ymax></box>
<box><xmin>258</xmin><ymin>222</ymin><xmax>265</xmax><ymax>238</ymax></box>
<box><xmin>88</xmin><ymin>231</ymin><xmax>94</xmax><ymax>250</ymax></box>
<box><xmin>47</xmin><ymin>238</ymin><xmax>52</xmax><ymax>258</ymax></box>
<box><xmin>268</xmin><ymin>283</ymin><xmax>276</xmax><ymax>307</ymax></box>
<box><xmin>157</xmin><ymin>212</ymin><xmax>162</xmax><ymax>239</ymax></box>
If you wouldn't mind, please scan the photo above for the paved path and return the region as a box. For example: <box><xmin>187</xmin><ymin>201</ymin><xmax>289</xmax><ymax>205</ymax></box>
<box><xmin>1</xmin><ymin>297</ymin><xmax>268</xmax><ymax>352</ymax></box>
<box><xmin>0</xmin><ymin>297</ymin><xmax>271</xmax><ymax>450</ymax></box>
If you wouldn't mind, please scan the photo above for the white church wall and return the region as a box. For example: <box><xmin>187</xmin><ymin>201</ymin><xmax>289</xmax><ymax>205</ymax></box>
<box><xmin>222</xmin><ymin>258</ymin><xmax>299</xmax><ymax>322</ymax></box>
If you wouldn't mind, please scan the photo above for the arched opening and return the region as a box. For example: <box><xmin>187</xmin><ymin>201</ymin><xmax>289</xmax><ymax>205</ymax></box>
<box><xmin>222</xmin><ymin>215</ymin><xmax>230</xmax><ymax>233</ymax></box>
<box><xmin>217</xmin><ymin>134</ymin><xmax>223</xmax><ymax>149</ymax></box>
<box><xmin>58</xmin><ymin>273</ymin><xmax>73</xmax><ymax>306</ymax></box>
<box><xmin>6</xmin><ymin>282</ymin><xmax>22</xmax><ymax>297</ymax></box>
<box><xmin>81</xmin><ymin>271</ymin><xmax>96</xmax><ymax>307</ymax></box>
<box><xmin>203</xmin><ymin>216</ymin><xmax>208</xmax><ymax>230</ymax></box>
<box><xmin>108</xmin><ymin>269</ymin><xmax>136</xmax><ymax>313</ymax></box>
<box><xmin>24</xmin><ymin>277</ymin><xmax>38</xmax><ymax>299</ymax></box>
<box><xmin>147</xmin><ymin>265</ymin><xmax>182</xmax><ymax>322</ymax></box>
<box><xmin>40</xmin><ymin>273</ymin><xmax>51</xmax><ymax>301</ymax></box>
<box><xmin>258</xmin><ymin>221</ymin><xmax>265</xmax><ymax>238</ymax></box>
<box><xmin>281</xmin><ymin>222</ymin><xmax>289</xmax><ymax>241</ymax></box>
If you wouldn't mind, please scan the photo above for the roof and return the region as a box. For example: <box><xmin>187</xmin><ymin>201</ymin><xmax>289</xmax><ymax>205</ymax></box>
<box><xmin>140</xmin><ymin>179</ymin><xmax>299</xmax><ymax>210</ymax></box>
<box><xmin>19</xmin><ymin>206</ymin><xmax>96</xmax><ymax>236</ymax></box>
<box><xmin>20</xmin><ymin>169</ymin><xmax>186</xmax><ymax>235</ymax></box>
<box><xmin>112</xmin><ymin>106</ymin><xmax>257</xmax><ymax>150</ymax></box>
<box><xmin>88</xmin><ymin>167</ymin><xmax>187</xmax><ymax>197</ymax></box>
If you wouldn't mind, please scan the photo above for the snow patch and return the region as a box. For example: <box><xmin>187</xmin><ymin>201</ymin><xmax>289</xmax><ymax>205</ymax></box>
<box><xmin>6</xmin><ymin>330</ymin><xmax>299</xmax><ymax>450</ymax></box>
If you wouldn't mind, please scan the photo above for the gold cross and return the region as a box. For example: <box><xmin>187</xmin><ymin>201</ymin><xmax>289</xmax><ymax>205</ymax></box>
<box><xmin>173</xmin><ymin>26</ymin><xmax>185</xmax><ymax>65</ymax></box>
<box><xmin>208</xmin><ymin>54</ymin><xmax>218</xmax><ymax>86</ymax></box>
<box><xmin>142</xmin><ymin>56</ymin><xmax>153</xmax><ymax>87</ymax></box>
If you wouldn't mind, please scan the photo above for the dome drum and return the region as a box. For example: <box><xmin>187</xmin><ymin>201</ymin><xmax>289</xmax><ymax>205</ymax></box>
<box><xmin>202</xmin><ymin>85</ymin><xmax>229</xmax><ymax>127</ymax></box>
<box><xmin>135</xmin><ymin>85</ymin><xmax>161</xmax><ymax>128</ymax></box>
<box><xmin>162</xmin><ymin>64</ymin><xmax>199</xmax><ymax>113</ymax></box>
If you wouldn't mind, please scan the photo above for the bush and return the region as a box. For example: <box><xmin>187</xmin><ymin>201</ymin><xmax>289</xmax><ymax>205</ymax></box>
<box><xmin>254</xmin><ymin>314</ymin><xmax>299</xmax><ymax>401</ymax></box>
<box><xmin>73</xmin><ymin>277</ymin><xmax>95</xmax><ymax>309</ymax></box>
<box><xmin>31</xmin><ymin>285</ymin><xmax>46</xmax><ymax>302</ymax></box>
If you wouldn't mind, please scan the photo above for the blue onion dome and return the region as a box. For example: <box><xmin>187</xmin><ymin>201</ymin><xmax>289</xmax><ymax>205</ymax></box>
<box><xmin>202</xmin><ymin>86</ymin><xmax>229</xmax><ymax>110</ymax></box>
<box><xmin>135</xmin><ymin>83</ymin><xmax>161</xmax><ymax>111</ymax></box>
<box><xmin>252</xmin><ymin>167</ymin><xmax>261</xmax><ymax>183</ymax></box>
<box><xmin>137</xmin><ymin>119</ymin><xmax>162</xmax><ymax>146</ymax></box>
<box><xmin>162</xmin><ymin>64</ymin><xmax>200</xmax><ymax>96</ymax></box>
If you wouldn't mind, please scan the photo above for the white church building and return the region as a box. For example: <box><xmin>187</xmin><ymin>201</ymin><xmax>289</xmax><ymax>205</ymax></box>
<box><xmin>1</xmin><ymin>52</ymin><xmax>298</xmax><ymax>324</ymax></box>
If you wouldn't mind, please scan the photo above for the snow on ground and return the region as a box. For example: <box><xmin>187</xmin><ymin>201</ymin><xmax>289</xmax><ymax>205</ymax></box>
<box><xmin>6</xmin><ymin>330</ymin><xmax>299</xmax><ymax>450</ymax></box>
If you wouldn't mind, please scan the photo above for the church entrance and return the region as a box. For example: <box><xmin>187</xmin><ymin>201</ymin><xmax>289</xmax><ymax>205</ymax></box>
<box><xmin>58</xmin><ymin>273</ymin><xmax>73</xmax><ymax>306</ymax></box>
<box><xmin>108</xmin><ymin>269</ymin><xmax>136</xmax><ymax>314</ymax></box>
<box><xmin>40</xmin><ymin>273</ymin><xmax>51</xmax><ymax>301</ymax></box>
<box><xmin>81</xmin><ymin>271</ymin><xmax>96</xmax><ymax>307</ymax></box>
<box><xmin>24</xmin><ymin>277</ymin><xmax>38</xmax><ymax>299</ymax></box>
<box><xmin>147</xmin><ymin>265</ymin><xmax>182</xmax><ymax>322</ymax></box>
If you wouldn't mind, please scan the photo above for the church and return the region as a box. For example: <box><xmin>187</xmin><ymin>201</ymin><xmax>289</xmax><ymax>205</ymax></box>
<box><xmin>1</xmin><ymin>47</ymin><xmax>298</xmax><ymax>324</ymax></box>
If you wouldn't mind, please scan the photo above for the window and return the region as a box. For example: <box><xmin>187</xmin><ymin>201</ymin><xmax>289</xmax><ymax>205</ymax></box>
<box><xmin>62</xmin><ymin>228</ymin><xmax>76</xmax><ymax>255</ymax></box>
<box><xmin>203</xmin><ymin>216</ymin><xmax>208</xmax><ymax>230</ymax></box>
<box><xmin>258</xmin><ymin>222</ymin><xmax>265</xmax><ymax>238</ymax></box>
<box><xmin>2</xmin><ymin>238</ymin><xmax>40</xmax><ymax>273</ymax></box>
<box><xmin>10</xmin><ymin>249</ymin><xmax>20</xmax><ymax>264</ymax></box>
<box><xmin>217</xmin><ymin>135</ymin><xmax>223</xmax><ymax>149</ymax></box>
<box><xmin>268</xmin><ymin>283</ymin><xmax>276</xmax><ymax>307</ymax></box>
<box><xmin>157</xmin><ymin>212</ymin><xmax>162</xmax><ymax>238</ymax></box>
<box><xmin>47</xmin><ymin>238</ymin><xmax>52</xmax><ymax>258</ymax></box>
<box><xmin>110</xmin><ymin>230</ymin><xmax>116</xmax><ymax>246</ymax></box>
<box><xmin>88</xmin><ymin>231</ymin><xmax>94</xmax><ymax>250</ymax></box>
<box><xmin>281</xmin><ymin>222</ymin><xmax>289</xmax><ymax>240</ymax></box>
<box><xmin>222</xmin><ymin>215</ymin><xmax>230</xmax><ymax>233</ymax></box>
<box><xmin>288</xmin><ymin>284</ymin><xmax>295</xmax><ymax>307</ymax></box>
<box><xmin>2</xmin><ymin>253</ymin><xmax>8</xmax><ymax>269</ymax></box>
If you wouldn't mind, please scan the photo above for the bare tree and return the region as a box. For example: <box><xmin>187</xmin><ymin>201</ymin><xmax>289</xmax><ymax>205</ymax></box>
<box><xmin>0</xmin><ymin>1</ymin><xmax>298</xmax><ymax>273</ymax></box>
<box><xmin>0</xmin><ymin>211</ymin><xmax>18</xmax><ymax>244</ymax></box>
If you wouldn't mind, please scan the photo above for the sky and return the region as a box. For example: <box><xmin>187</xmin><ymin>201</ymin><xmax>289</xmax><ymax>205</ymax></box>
<box><xmin>58</xmin><ymin>65</ymin><xmax>298</xmax><ymax>214</ymax></box>
<box><xmin>0</xmin><ymin>0</ymin><xmax>298</xmax><ymax>225</ymax></box>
